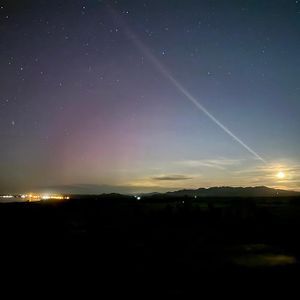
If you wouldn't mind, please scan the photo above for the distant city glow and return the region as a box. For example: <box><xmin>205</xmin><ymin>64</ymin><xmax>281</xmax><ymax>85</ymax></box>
<box><xmin>3</xmin><ymin>194</ymin><xmax>71</xmax><ymax>202</ymax></box>
<box><xmin>39</xmin><ymin>194</ymin><xmax>70</xmax><ymax>201</ymax></box>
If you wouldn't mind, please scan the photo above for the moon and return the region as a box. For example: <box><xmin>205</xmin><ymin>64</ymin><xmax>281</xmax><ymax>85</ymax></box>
<box><xmin>276</xmin><ymin>171</ymin><xmax>286</xmax><ymax>179</ymax></box>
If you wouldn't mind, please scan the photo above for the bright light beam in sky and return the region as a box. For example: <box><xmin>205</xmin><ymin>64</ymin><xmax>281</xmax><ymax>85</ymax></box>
<box><xmin>131</xmin><ymin>33</ymin><xmax>266</xmax><ymax>163</ymax></box>
<box><xmin>109</xmin><ymin>6</ymin><xmax>266</xmax><ymax>163</ymax></box>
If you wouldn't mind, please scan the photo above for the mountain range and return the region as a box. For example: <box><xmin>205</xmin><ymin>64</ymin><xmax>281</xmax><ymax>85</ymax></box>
<box><xmin>162</xmin><ymin>186</ymin><xmax>300</xmax><ymax>197</ymax></box>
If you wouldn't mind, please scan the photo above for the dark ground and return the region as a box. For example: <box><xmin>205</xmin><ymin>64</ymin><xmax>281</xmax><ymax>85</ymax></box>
<box><xmin>1</xmin><ymin>195</ymin><xmax>300</xmax><ymax>297</ymax></box>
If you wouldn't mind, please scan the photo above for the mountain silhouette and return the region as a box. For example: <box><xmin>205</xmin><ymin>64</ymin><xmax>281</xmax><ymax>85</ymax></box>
<box><xmin>165</xmin><ymin>186</ymin><xmax>299</xmax><ymax>197</ymax></box>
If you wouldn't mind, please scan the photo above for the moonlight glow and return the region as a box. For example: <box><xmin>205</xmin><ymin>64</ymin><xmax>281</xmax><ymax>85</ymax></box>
<box><xmin>276</xmin><ymin>172</ymin><xmax>286</xmax><ymax>179</ymax></box>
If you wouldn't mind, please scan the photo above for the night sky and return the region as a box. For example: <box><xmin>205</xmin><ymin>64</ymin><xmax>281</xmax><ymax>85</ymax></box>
<box><xmin>1</xmin><ymin>0</ymin><xmax>300</xmax><ymax>194</ymax></box>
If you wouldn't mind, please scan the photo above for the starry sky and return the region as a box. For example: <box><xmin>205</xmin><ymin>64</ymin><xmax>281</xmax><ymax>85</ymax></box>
<box><xmin>1</xmin><ymin>0</ymin><xmax>300</xmax><ymax>194</ymax></box>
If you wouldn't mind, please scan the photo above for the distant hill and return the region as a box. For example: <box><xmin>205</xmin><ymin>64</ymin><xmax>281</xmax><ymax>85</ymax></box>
<box><xmin>165</xmin><ymin>186</ymin><xmax>300</xmax><ymax>197</ymax></box>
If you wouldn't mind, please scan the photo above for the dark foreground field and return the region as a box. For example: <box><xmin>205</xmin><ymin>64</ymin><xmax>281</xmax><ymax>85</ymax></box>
<box><xmin>1</xmin><ymin>195</ymin><xmax>300</xmax><ymax>296</ymax></box>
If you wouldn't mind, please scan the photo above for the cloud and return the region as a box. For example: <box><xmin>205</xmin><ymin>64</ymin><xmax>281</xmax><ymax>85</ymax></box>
<box><xmin>175</xmin><ymin>158</ymin><xmax>243</xmax><ymax>170</ymax></box>
<box><xmin>234</xmin><ymin>162</ymin><xmax>300</xmax><ymax>177</ymax></box>
<box><xmin>151</xmin><ymin>174</ymin><xmax>193</xmax><ymax>181</ymax></box>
